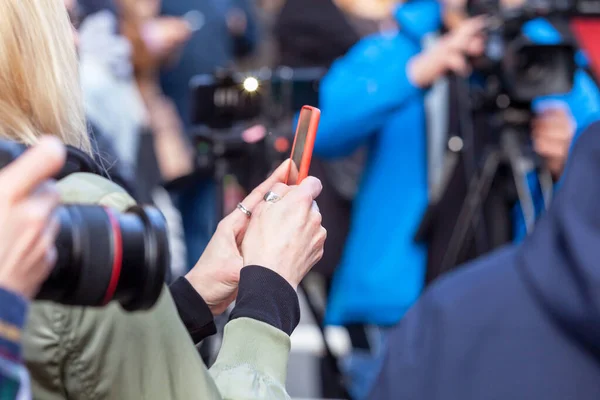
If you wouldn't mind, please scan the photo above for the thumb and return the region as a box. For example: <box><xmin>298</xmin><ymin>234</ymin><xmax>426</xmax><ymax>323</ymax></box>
<box><xmin>286</xmin><ymin>176</ymin><xmax>323</xmax><ymax>208</ymax></box>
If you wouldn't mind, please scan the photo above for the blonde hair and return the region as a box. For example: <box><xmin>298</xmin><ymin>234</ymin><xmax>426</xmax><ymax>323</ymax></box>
<box><xmin>0</xmin><ymin>0</ymin><xmax>91</xmax><ymax>153</ymax></box>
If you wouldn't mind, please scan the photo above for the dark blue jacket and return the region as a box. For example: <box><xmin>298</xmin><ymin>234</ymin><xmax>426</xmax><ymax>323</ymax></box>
<box><xmin>371</xmin><ymin>121</ymin><xmax>600</xmax><ymax>400</ymax></box>
<box><xmin>317</xmin><ymin>0</ymin><xmax>441</xmax><ymax>326</ymax></box>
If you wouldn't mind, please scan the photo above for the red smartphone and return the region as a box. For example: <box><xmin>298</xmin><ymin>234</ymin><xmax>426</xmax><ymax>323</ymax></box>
<box><xmin>285</xmin><ymin>105</ymin><xmax>321</xmax><ymax>185</ymax></box>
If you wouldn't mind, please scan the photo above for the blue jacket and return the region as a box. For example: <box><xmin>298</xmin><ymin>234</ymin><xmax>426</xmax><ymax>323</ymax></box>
<box><xmin>317</xmin><ymin>0</ymin><xmax>441</xmax><ymax>326</ymax></box>
<box><xmin>371</xmin><ymin>121</ymin><xmax>600</xmax><ymax>400</ymax></box>
<box><xmin>513</xmin><ymin>19</ymin><xmax>600</xmax><ymax>241</ymax></box>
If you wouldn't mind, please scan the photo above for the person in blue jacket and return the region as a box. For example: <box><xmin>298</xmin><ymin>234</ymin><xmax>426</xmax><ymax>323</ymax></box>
<box><xmin>370</xmin><ymin>119</ymin><xmax>600</xmax><ymax>400</ymax></box>
<box><xmin>314</xmin><ymin>1</ymin><xmax>486</xmax><ymax>397</ymax></box>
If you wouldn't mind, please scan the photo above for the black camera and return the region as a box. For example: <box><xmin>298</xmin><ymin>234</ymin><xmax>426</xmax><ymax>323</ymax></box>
<box><xmin>190</xmin><ymin>67</ymin><xmax>325</xmax><ymax>130</ymax></box>
<box><xmin>0</xmin><ymin>141</ymin><xmax>169</xmax><ymax>311</ymax></box>
<box><xmin>468</xmin><ymin>1</ymin><xmax>584</xmax><ymax>107</ymax></box>
<box><xmin>468</xmin><ymin>0</ymin><xmax>600</xmax><ymax>110</ymax></box>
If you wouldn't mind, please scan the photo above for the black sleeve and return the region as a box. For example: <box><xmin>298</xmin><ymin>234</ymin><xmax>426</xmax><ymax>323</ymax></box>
<box><xmin>169</xmin><ymin>277</ymin><xmax>216</xmax><ymax>344</ymax></box>
<box><xmin>229</xmin><ymin>265</ymin><xmax>300</xmax><ymax>336</ymax></box>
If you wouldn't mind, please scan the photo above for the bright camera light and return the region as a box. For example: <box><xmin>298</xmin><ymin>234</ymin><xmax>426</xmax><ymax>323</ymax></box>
<box><xmin>243</xmin><ymin>77</ymin><xmax>259</xmax><ymax>92</ymax></box>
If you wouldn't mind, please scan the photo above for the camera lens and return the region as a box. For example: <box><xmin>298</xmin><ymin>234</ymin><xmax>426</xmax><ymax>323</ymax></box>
<box><xmin>36</xmin><ymin>205</ymin><xmax>169</xmax><ymax>311</ymax></box>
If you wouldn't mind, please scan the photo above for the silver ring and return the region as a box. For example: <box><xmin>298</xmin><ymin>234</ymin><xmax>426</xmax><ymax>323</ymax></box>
<box><xmin>236</xmin><ymin>203</ymin><xmax>252</xmax><ymax>217</ymax></box>
<box><xmin>263</xmin><ymin>191</ymin><xmax>282</xmax><ymax>203</ymax></box>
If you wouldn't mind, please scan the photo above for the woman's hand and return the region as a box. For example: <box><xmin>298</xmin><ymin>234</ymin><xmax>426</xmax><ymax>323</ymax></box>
<box><xmin>241</xmin><ymin>177</ymin><xmax>326</xmax><ymax>290</ymax></box>
<box><xmin>408</xmin><ymin>16</ymin><xmax>486</xmax><ymax>88</ymax></box>
<box><xmin>0</xmin><ymin>138</ymin><xmax>66</xmax><ymax>299</ymax></box>
<box><xmin>185</xmin><ymin>160</ymin><xmax>292</xmax><ymax>315</ymax></box>
<box><xmin>532</xmin><ymin>107</ymin><xmax>575</xmax><ymax>178</ymax></box>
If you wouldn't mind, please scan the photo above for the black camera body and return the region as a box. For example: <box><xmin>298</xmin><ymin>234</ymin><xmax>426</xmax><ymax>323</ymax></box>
<box><xmin>190</xmin><ymin>69</ymin><xmax>267</xmax><ymax>130</ymax></box>
<box><xmin>467</xmin><ymin>0</ymin><xmax>600</xmax><ymax>116</ymax></box>
<box><xmin>190</xmin><ymin>66</ymin><xmax>325</xmax><ymax>130</ymax></box>
<box><xmin>0</xmin><ymin>141</ymin><xmax>169</xmax><ymax>311</ymax></box>
<box><xmin>468</xmin><ymin>6</ymin><xmax>578</xmax><ymax>111</ymax></box>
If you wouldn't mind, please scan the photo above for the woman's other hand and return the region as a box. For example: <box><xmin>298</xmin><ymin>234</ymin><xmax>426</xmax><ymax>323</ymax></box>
<box><xmin>185</xmin><ymin>160</ymin><xmax>291</xmax><ymax>315</ymax></box>
<box><xmin>242</xmin><ymin>177</ymin><xmax>327</xmax><ymax>290</ymax></box>
<box><xmin>0</xmin><ymin>137</ymin><xmax>66</xmax><ymax>299</ymax></box>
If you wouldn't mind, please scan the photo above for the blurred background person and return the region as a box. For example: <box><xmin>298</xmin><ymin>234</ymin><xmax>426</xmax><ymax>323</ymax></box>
<box><xmin>115</xmin><ymin>0</ymin><xmax>196</xmax><ymax>278</ymax></box>
<box><xmin>71</xmin><ymin>0</ymin><xmax>192</xmax><ymax>279</ymax></box>
<box><xmin>115</xmin><ymin>0</ymin><xmax>194</xmax><ymax>195</ymax></box>
<box><xmin>64</xmin><ymin>0</ymin><xmax>138</xmax><ymax>196</ymax></box>
<box><xmin>77</xmin><ymin>0</ymin><xmax>142</xmax><ymax>182</ymax></box>
<box><xmin>160</xmin><ymin>0</ymin><xmax>260</xmax><ymax>269</ymax></box>
<box><xmin>312</xmin><ymin>1</ymin><xmax>485</xmax><ymax>397</ymax></box>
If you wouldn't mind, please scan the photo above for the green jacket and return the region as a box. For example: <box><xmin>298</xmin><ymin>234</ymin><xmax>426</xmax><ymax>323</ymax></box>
<box><xmin>23</xmin><ymin>173</ymin><xmax>291</xmax><ymax>399</ymax></box>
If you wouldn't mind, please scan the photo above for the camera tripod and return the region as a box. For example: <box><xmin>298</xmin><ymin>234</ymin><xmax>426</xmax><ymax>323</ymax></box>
<box><xmin>438</xmin><ymin>125</ymin><xmax>554</xmax><ymax>274</ymax></box>
<box><xmin>418</xmin><ymin>76</ymin><xmax>555</xmax><ymax>282</ymax></box>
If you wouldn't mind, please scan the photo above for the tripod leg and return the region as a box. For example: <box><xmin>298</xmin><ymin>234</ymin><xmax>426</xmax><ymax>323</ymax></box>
<box><xmin>440</xmin><ymin>151</ymin><xmax>502</xmax><ymax>273</ymax></box>
<box><xmin>501</xmin><ymin>132</ymin><xmax>537</xmax><ymax>235</ymax></box>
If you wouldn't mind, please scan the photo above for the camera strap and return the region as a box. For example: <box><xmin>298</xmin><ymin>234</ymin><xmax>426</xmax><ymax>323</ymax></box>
<box><xmin>58</xmin><ymin>145</ymin><xmax>112</xmax><ymax>181</ymax></box>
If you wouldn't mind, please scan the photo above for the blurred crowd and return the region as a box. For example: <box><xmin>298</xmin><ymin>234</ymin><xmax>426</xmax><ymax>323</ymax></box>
<box><xmin>2</xmin><ymin>0</ymin><xmax>600</xmax><ymax>399</ymax></box>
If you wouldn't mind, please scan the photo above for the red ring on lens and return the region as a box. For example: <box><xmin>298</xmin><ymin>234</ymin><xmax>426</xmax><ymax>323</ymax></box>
<box><xmin>102</xmin><ymin>208</ymin><xmax>123</xmax><ymax>305</ymax></box>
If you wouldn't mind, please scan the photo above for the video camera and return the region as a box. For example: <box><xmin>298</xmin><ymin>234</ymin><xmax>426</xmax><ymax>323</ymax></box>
<box><xmin>190</xmin><ymin>67</ymin><xmax>325</xmax><ymax>130</ymax></box>
<box><xmin>468</xmin><ymin>2</ymin><xmax>573</xmax><ymax>109</ymax></box>
<box><xmin>467</xmin><ymin>0</ymin><xmax>599</xmax><ymax>113</ymax></box>
<box><xmin>0</xmin><ymin>141</ymin><xmax>169</xmax><ymax>311</ymax></box>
